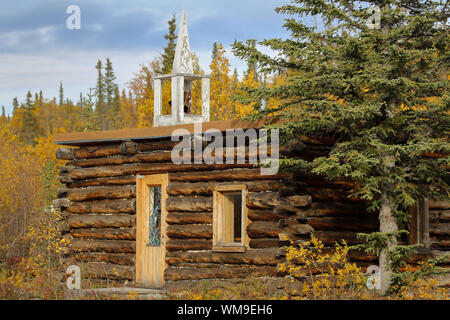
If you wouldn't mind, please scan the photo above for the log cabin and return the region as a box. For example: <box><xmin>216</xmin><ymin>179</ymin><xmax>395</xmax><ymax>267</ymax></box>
<box><xmin>53</xmin><ymin>10</ymin><xmax>449</xmax><ymax>289</ymax></box>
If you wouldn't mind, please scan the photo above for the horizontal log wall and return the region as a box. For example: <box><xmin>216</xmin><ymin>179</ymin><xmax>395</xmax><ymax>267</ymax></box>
<box><xmin>429</xmin><ymin>201</ymin><xmax>450</xmax><ymax>254</ymax></box>
<box><xmin>55</xmin><ymin>138</ymin><xmax>316</xmax><ymax>281</ymax></box>
<box><xmin>161</xmin><ymin>167</ymin><xmax>384</xmax><ymax>281</ymax></box>
<box><xmin>56</xmin><ymin>139</ymin><xmax>450</xmax><ymax>283</ymax></box>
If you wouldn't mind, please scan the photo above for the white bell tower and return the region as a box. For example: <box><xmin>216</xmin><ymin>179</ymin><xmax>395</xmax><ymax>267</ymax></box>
<box><xmin>153</xmin><ymin>9</ymin><xmax>211</xmax><ymax>127</ymax></box>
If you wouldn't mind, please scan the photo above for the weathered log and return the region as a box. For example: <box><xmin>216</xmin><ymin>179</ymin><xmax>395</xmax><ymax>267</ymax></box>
<box><xmin>430</xmin><ymin>223</ymin><xmax>450</xmax><ymax>236</ymax></box>
<box><xmin>72</xmin><ymin>141</ymin><xmax>178</xmax><ymax>160</ymax></box>
<box><xmin>120</xmin><ymin>141</ymin><xmax>137</xmax><ymax>155</ymax></box>
<box><xmin>166</xmin><ymin>180</ymin><xmax>288</xmax><ymax>196</ymax></box>
<box><xmin>430</xmin><ymin>200</ymin><xmax>450</xmax><ymax>210</ymax></box>
<box><xmin>430</xmin><ymin>210</ymin><xmax>450</xmax><ymax>222</ymax></box>
<box><xmin>308</xmin><ymin>202</ymin><xmax>369</xmax><ymax>217</ymax></box>
<box><xmin>67</xmin><ymin>176</ymin><xmax>136</xmax><ymax>189</ymax></box>
<box><xmin>248</xmin><ymin>209</ymin><xmax>286</xmax><ymax>222</ymax></box>
<box><xmin>53</xmin><ymin>198</ymin><xmax>72</xmax><ymax>209</ymax></box>
<box><xmin>278</xmin><ymin>224</ymin><xmax>315</xmax><ymax>237</ymax></box>
<box><xmin>73</xmin><ymin>145</ymin><xmax>122</xmax><ymax>159</ymax></box>
<box><xmin>347</xmin><ymin>250</ymin><xmax>378</xmax><ymax>263</ymax></box>
<box><xmin>74</xmin><ymin>253</ymin><xmax>135</xmax><ymax>265</ymax></box>
<box><xmin>82</xmin><ymin>262</ymin><xmax>134</xmax><ymax>280</ymax></box>
<box><xmin>60</xmin><ymin>165</ymin><xmax>76</xmax><ymax>174</ymax></box>
<box><xmin>430</xmin><ymin>237</ymin><xmax>450</xmax><ymax>248</ymax></box>
<box><xmin>312</xmin><ymin>231</ymin><xmax>361</xmax><ymax>245</ymax></box>
<box><xmin>65</xmin><ymin>199</ymin><xmax>136</xmax><ymax>214</ymax></box>
<box><xmin>306</xmin><ymin>187</ymin><xmax>365</xmax><ymax>203</ymax></box>
<box><xmin>308</xmin><ymin>216</ymin><xmax>379</xmax><ymax>232</ymax></box>
<box><xmin>246</xmin><ymin>192</ymin><xmax>312</xmax><ymax>210</ymax></box>
<box><xmin>68</xmin><ymin>214</ymin><xmax>135</xmax><ymax>229</ymax></box>
<box><xmin>247</xmin><ymin>221</ymin><xmax>313</xmax><ymax>239</ymax></box>
<box><xmin>57</xmin><ymin>187</ymin><xmax>69</xmax><ymax>197</ymax></box>
<box><xmin>249</xmin><ymin>238</ymin><xmax>286</xmax><ymax>248</ymax></box>
<box><xmin>294</xmin><ymin>173</ymin><xmax>356</xmax><ymax>190</ymax></box>
<box><xmin>166</xmin><ymin>239</ymin><xmax>212</xmax><ymax>251</ymax></box>
<box><xmin>248</xmin><ymin>209</ymin><xmax>307</xmax><ymax>222</ymax></box>
<box><xmin>247</xmin><ymin>221</ymin><xmax>280</xmax><ymax>238</ymax></box>
<box><xmin>137</xmin><ymin>140</ymin><xmax>181</xmax><ymax>152</ymax></box>
<box><xmin>69</xmin><ymin>151</ymin><xmax>173</xmax><ymax>168</ymax></box>
<box><xmin>71</xmin><ymin>239</ymin><xmax>135</xmax><ymax>253</ymax></box>
<box><xmin>165</xmin><ymin>266</ymin><xmax>279</xmax><ymax>281</ymax></box>
<box><xmin>65</xmin><ymin>185</ymin><xmax>136</xmax><ymax>202</ymax></box>
<box><xmin>167</xmin><ymin>224</ymin><xmax>212</xmax><ymax>239</ymax></box>
<box><xmin>166</xmin><ymin>196</ymin><xmax>213</xmax><ymax>212</ymax></box>
<box><xmin>166</xmin><ymin>212</ymin><xmax>212</xmax><ymax>225</ymax></box>
<box><xmin>58</xmin><ymin>175</ymin><xmax>73</xmax><ymax>184</ymax></box>
<box><xmin>62</xmin><ymin>163</ymin><xmax>254</xmax><ymax>180</ymax></box>
<box><xmin>62</xmin><ymin>164</ymin><xmax>138</xmax><ymax>180</ymax></box>
<box><xmin>165</xmin><ymin>248</ymin><xmax>280</xmax><ymax>266</ymax></box>
<box><xmin>73</xmin><ymin>145</ymin><xmax>276</xmax><ymax>168</ymax></box>
<box><xmin>71</xmin><ymin>228</ymin><xmax>136</xmax><ymax>240</ymax></box>
<box><xmin>169</xmin><ymin>168</ymin><xmax>290</xmax><ymax>182</ymax></box>
<box><xmin>56</xmin><ymin>148</ymin><xmax>75</xmax><ymax>160</ymax></box>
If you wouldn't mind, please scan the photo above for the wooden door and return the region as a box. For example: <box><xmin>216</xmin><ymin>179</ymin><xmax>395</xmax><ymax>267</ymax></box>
<box><xmin>136</xmin><ymin>174</ymin><xmax>168</xmax><ymax>288</ymax></box>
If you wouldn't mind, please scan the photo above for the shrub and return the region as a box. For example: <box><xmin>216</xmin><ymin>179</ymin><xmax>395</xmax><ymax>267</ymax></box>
<box><xmin>279</xmin><ymin>236</ymin><xmax>376</xmax><ymax>300</ymax></box>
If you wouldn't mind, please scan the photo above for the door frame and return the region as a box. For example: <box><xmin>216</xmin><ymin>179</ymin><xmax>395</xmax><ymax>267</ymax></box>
<box><xmin>136</xmin><ymin>174</ymin><xmax>168</xmax><ymax>288</ymax></box>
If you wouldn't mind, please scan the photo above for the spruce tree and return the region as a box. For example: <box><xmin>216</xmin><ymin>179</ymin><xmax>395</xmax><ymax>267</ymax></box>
<box><xmin>21</xmin><ymin>91</ymin><xmax>40</xmax><ymax>144</ymax></box>
<box><xmin>233</xmin><ymin>0</ymin><xmax>449</xmax><ymax>294</ymax></box>
<box><xmin>95</xmin><ymin>59</ymin><xmax>106</xmax><ymax>129</ymax></box>
<box><xmin>82</xmin><ymin>88</ymin><xmax>98</xmax><ymax>131</ymax></box>
<box><xmin>212</xmin><ymin>42</ymin><xmax>219</xmax><ymax>61</ymax></box>
<box><xmin>103</xmin><ymin>58</ymin><xmax>119</xmax><ymax>130</ymax></box>
<box><xmin>1</xmin><ymin>105</ymin><xmax>5</xmax><ymax>118</ymax></box>
<box><xmin>79</xmin><ymin>92</ymin><xmax>84</xmax><ymax>108</ymax></box>
<box><xmin>12</xmin><ymin>97</ymin><xmax>19</xmax><ymax>111</ymax></box>
<box><xmin>59</xmin><ymin>81</ymin><xmax>64</xmax><ymax>106</ymax></box>
<box><xmin>104</xmin><ymin>58</ymin><xmax>117</xmax><ymax>106</ymax></box>
<box><xmin>243</xmin><ymin>39</ymin><xmax>259</xmax><ymax>82</ymax></box>
<box><xmin>161</xmin><ymin>14</ymin><xmax>177</xmax><ymax>74</ymax></box>
<box><xmin>112</xmin><ymin>86</ymin><xmax>122</xmax><ymax>129</ymax></box>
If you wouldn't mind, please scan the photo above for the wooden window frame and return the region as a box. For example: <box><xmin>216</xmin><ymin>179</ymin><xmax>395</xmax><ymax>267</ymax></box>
<box><xmin>213</xmin><ymin>185</ymin><xmax>249</xmax><ymax>253</ymax></box>
<box><xmin>409</xmin><ymin>198</ymin><xmax>430</xmax><ymax>249</ymax></box>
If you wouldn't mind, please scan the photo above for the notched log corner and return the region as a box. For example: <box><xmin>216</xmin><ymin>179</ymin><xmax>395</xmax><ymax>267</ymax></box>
<box><xmin>120</xmin><ymin>141</ymin><xmax>138</xmax><ymax>155</ymax></box>
<box><xmin>52</xmin><ymin>198</ymin><xmax>72</xmax><ymax>209</ymax></box>
<box><xmin>56</xmin><ymin>148</ymin><xmax>75</xmax><ymax>160</ymax></box>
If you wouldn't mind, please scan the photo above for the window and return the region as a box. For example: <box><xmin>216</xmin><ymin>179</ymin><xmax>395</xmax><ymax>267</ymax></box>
<box><xmin>148</xmin><ymin>186</ymin><xmax>162</xmax><ymax>246</ymax></box>
<box><xmin>213</xmin><ymin>185</ymin><xmax>248</xmax><ymax>252</ymax></box>
<box><xmin>409</xmin><ymin>198</ymin><xmax>429</xmax><ymax>248</ymax></box>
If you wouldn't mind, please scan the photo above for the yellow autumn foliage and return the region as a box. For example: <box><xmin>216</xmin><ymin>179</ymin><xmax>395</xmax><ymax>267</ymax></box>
<box><xmin>0</xmin><ymin>122</ymin><xmax>68</xmax><ymax>299</ymax></box>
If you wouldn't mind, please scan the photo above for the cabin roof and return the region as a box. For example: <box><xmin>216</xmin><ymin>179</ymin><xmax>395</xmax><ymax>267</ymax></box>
<box><xmin>54</xmin><ymin>119</ymin><xmax>268</xmax><ymax>146</ymax></box>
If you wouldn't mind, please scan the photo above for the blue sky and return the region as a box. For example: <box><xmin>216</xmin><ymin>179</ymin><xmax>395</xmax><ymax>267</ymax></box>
<box><xmin>0</xmin><ymin>0</ymin><xmax>298</xmax><ymax>115</ymax></box>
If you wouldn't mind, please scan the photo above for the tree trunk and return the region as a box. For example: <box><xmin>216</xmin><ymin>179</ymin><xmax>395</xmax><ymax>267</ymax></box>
<box><xmin>379</xmin><ymin>190</ymin><xmax>398</xmax><ymax>294</ymax></box>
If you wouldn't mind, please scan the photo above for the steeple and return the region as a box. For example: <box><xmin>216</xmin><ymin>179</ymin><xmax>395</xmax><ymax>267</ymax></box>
<box><xmin>153</xmin><ymin>9</ymin><xmax>211</xmax><ymax>127</ymax></box>
<box><xmin>172</xmin><ymin>9</ymin><xmax>194</xmax><ymax>74</ymax></box>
